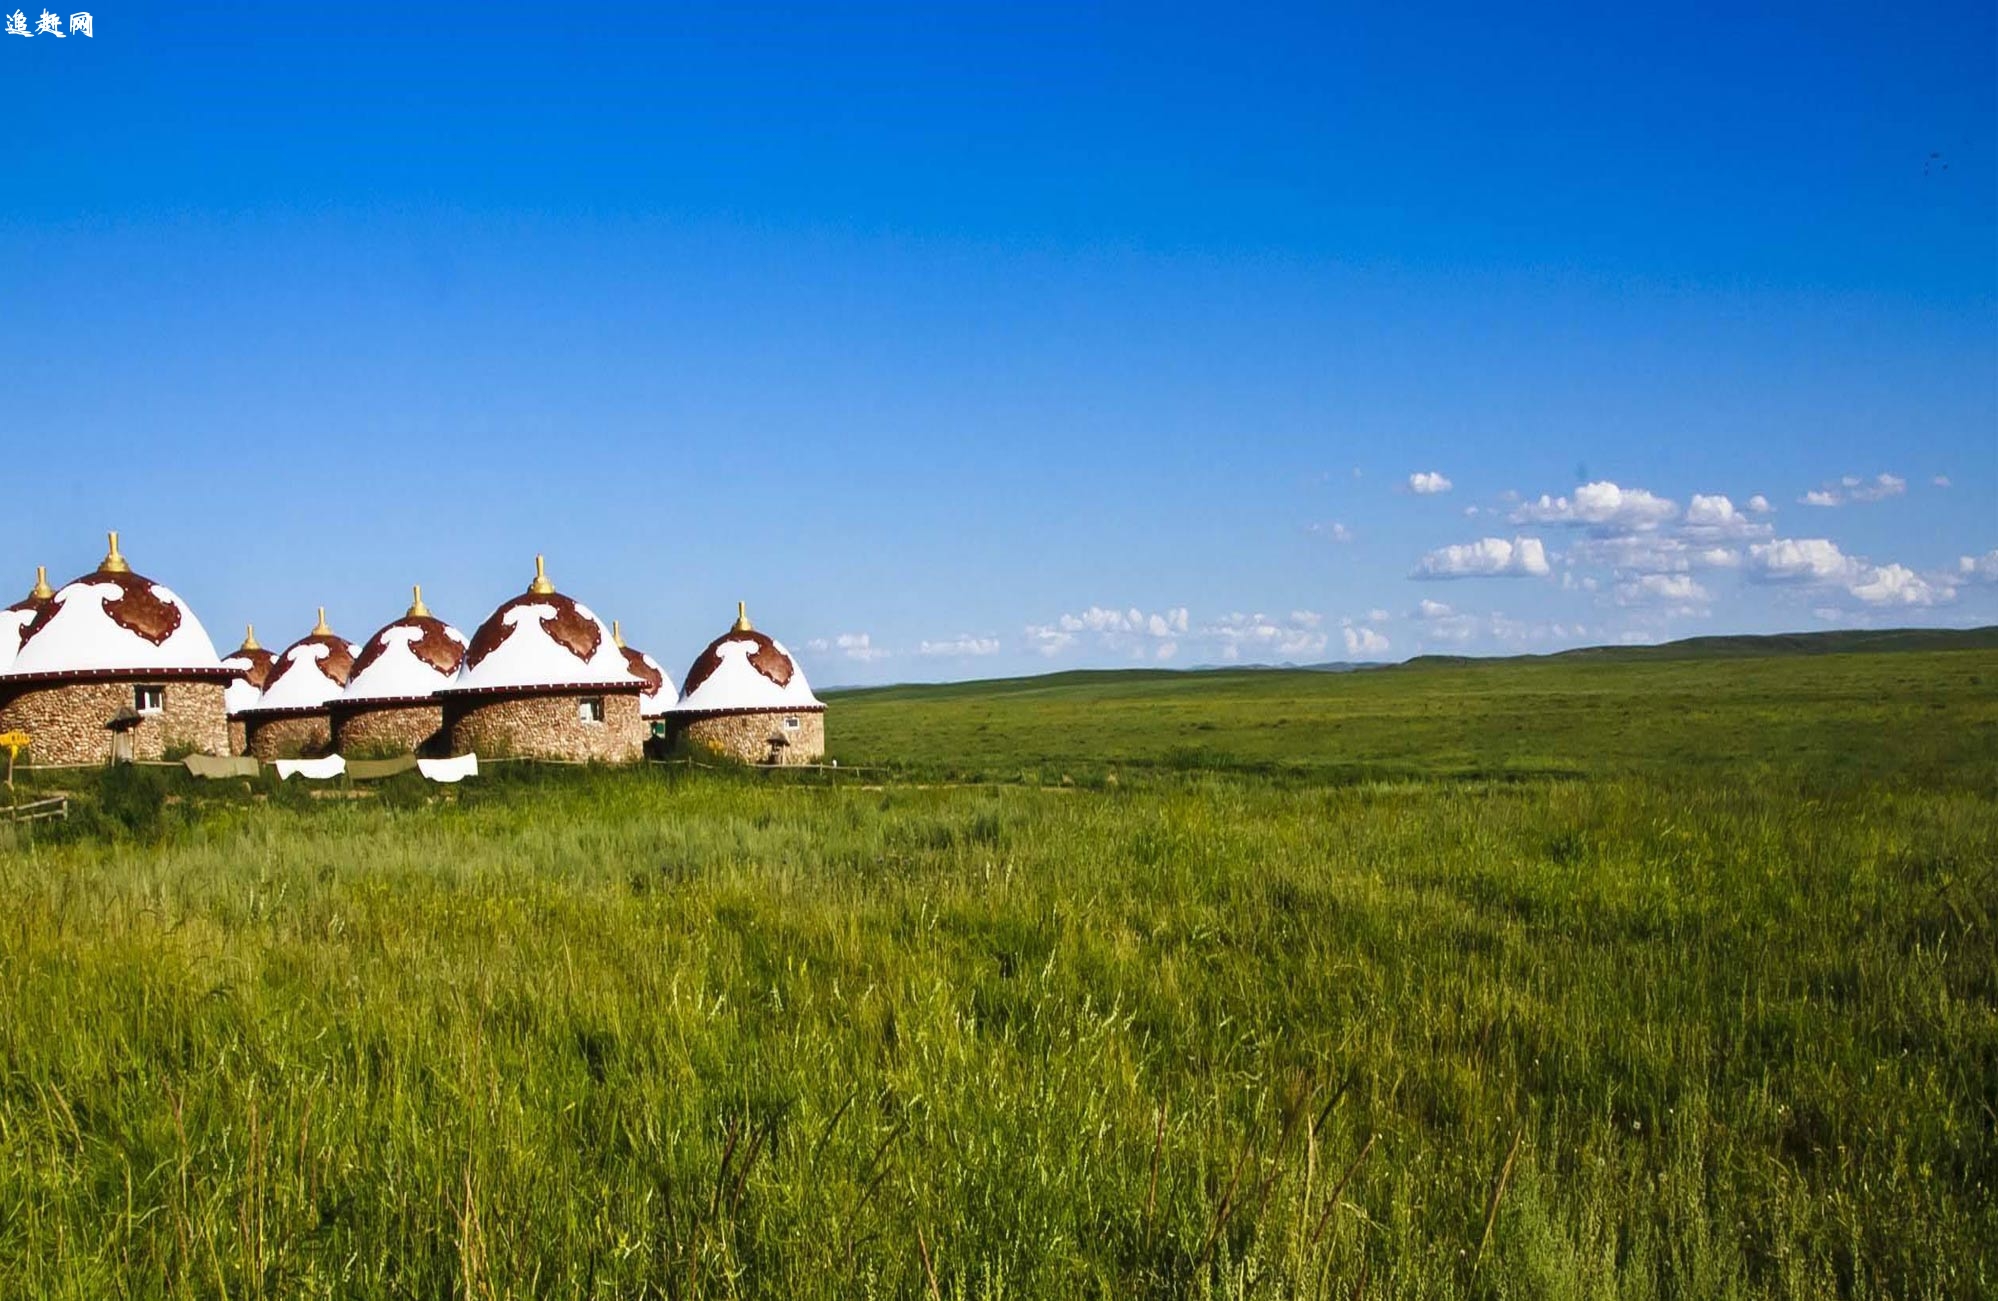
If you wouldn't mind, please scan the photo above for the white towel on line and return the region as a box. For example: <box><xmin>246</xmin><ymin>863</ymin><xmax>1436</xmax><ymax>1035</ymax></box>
<box><xmin>417</xmin><ymin>754</ymin><xmax>479</xmax><ymax>783</ymax></box>
<box><xmin>274</xmin><ymin>755</ymin><xmax>347</xmax><ymax>781</ymax></box>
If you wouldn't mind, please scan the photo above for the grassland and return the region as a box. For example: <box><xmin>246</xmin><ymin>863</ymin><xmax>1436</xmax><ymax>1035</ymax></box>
<box><xmin>1</xmin><ymin>646</ymin><xmax>1994</xmax><ymax>1298</ymax></box>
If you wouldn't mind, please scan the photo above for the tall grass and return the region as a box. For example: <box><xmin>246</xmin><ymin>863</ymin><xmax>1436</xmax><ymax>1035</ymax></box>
<box><xmin>0</xmin><ymin>651</ymin><xmax>1993</xmax><ymax>1296</ymax></box>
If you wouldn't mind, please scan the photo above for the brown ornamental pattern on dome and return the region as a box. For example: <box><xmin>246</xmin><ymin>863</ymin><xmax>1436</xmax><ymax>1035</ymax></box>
<box><xmin>682</xmin><ymin>629</ymin><xmax>796</xmax><ymax>698</ymax></box>
<box><xmin>264</xmin><ymin>634</ymin><xmax>356</xmax><ymax>693</ymax></box>
<box><xmin>464</xmin><ymin>593</ymin><xmax>602</xmax><ymax>670</ymax></box>
<box><xmin>351</xmin><ymin>616</ymin><xmax>466</xmax><ymax>680</ymax></box>
<box><xmin>16</xmin><ymin>570</ymin><xmax>184</xmax><ymax>651</ymax></box>
<box><xmin>618</xmin><ymin>645</ymin><xmax>664</xmax><ymax>694</ymax></box>
<box><xmin>226</xmin><ymin>647</ymin><xmax>277</xmax><ymax>690</ymax></box>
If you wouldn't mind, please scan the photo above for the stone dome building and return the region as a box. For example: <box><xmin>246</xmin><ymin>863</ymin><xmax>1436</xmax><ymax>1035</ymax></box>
<box><xmin>239</xmin><ymin>609</ymin><xmax>358</xmax><ymax>760</ymax></box>
<box><xmin>331</xmin><ymin>586</ymin><xmax>467</xmax><ymax>757</ymax></box>
<box><xmin>1</xmin><ymin>566</ymin><xmax>56</xmax><ymax>674</ymax></box>
<box><xmin>0</xmin><ymin>534</ymin><xmax>231</xmax><ymax>764</ymax></box>
<box><xmin>439</xmin><ymin>557</ymin><xmax>645</xmax><ymax>763</ymax></box>
<box><xmin>220</xmin><ymin>626</ymin><xmax>276</xmax><ymax>756</ymax></box>
<box><xmin>666</xmin><ymin>603</ymin><xmax>825</xmax><ymax>765</ymax></box>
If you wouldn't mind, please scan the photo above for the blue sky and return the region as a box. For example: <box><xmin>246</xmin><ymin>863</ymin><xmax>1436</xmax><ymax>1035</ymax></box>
<box><xmin>2</xmin><ymin>2</ymin><xmax>1992</xmax><ymax>685</ymax></box>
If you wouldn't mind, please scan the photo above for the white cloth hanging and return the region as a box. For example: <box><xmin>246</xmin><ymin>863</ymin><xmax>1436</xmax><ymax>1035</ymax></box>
<box><xmin>273</xmin><ymin>755</ymin><xmax>346</xmax><ymax>781</ymax></box>
<box><xmin>417</xmin><ymin>753</ymin><xmax>479</xmax><ymax>783</ymax></box>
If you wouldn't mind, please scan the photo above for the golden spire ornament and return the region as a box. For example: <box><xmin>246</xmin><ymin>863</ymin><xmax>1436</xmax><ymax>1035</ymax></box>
<box><xmin>408</xmin><ymin>585</ymin><xmax>429</xmax><ymax>618</ymax></box>
<box><xmin>99</xmin><ymin>531</ymin><xmax>129</xmax><ymax>574</ymax></box>
<box><xmin>733</xmin><ymin>601</ymin><xmax>752</xmax><ymax>633</ymax></box>
<box><xmin>311</xmin><ymin>607</ymin><xmax>331</xmax><ymax>637</ymax></box>
<box><xmin>529</xmin><ymin>555</ymin><xmax>555</xmax><ymax>595</ymax></box>
<box><xmin>29</xmin><ymin>565</ymin><xmax>53</xmax><ymax>600</ymax></box>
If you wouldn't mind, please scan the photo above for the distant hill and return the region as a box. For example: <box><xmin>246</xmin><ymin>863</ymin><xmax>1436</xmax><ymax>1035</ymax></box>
<box><xmin>824</xmin><ymin>625</ymin><xmax>1998</xmax><ymax>699</ymax></box>
<box><xmin>1403</xmin><ymin>625</ymin><xmax>1998</xmax><ymax>668</ymax></box>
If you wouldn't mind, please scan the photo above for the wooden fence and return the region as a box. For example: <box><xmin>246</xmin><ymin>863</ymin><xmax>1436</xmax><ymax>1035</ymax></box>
<box><xmin>5</xmin><ymin>796</ymin><xmax>68</xmax><ymax>824</ymax></box>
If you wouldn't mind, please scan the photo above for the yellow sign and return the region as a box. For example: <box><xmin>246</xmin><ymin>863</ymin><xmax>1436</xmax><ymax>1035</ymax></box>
<box><xmin>0</xmin><ymin>730</ymin><xmax>25</xmax><ymax>788</ymax></box>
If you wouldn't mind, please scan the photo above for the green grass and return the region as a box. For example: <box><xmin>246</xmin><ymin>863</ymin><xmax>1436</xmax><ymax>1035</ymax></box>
<box><xmin>1</xmin><ymin>648</ymin><xmax>1994</xmax><ymax>1297</ymax></box>
<box><xmin>824</xmin><ymin>648</ymin><xmax>1998</xmax><ymax>788</ymax></box>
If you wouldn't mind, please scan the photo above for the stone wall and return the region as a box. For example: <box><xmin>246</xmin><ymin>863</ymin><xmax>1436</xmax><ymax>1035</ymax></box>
<box><xmin>0</xmin><ymin>678</ymin><xmax>227</xmax><ymax>765</ymax></box>
<box><xmin>244</xmin><ymin>712</ymin><xmax>334</xmax><ymax>761</ymax></box>
<box><xmin>228</xmin><ymin>718</ymin><xmax>248</xmax><ymax>757</ymax></box>
<box><xmin>333</xmin><ymin>703</ymin><xmax>445</xmax><ymax>757</ymax></box>
<box><xmin>444</xmin><ymin>691</ymin><xmax>643</xmax><ymax>764</ymax></box>
<box><xmin>672</xmin><ymin>710</ymin><xmax>825</xmax><ymax>765</ymax></box>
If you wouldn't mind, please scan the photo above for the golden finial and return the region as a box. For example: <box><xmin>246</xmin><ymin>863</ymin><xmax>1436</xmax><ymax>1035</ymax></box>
<box><xmin>241</xmin><ymin>623</ymin><xmax>261</xmax><ymax>652</ymax></box>
<box><xmin>611</xmin><ymin>619</ymin><xmax>626</xmax><ymax>648</ymax></box>
<box><xmin>733</xmin><ymin>601</ymin><xmax>752</xmax><ymax>633</ymax></box>
<box><xmin>29</xmin><ymin>565</ymin><xmax>52</xmax><ymax>600</ymax></box>
<box><xmin>528</xmin><ymin>555</ymin><xmax>555</xmax><ymax>595</ymax></box>
<box><xmin>407</xmin><ymin>585</ymin><xmax>429</xmax><ymax>618</ymax></box>
<box><xmin>99</xmin><ymin>531</ymin><xmax>129</xmax><ymax>574</ymax></box>
<box><xmin>311</xmin><ymin>607</ymin><xmax>331</xmax><ymax>637</ymax></box>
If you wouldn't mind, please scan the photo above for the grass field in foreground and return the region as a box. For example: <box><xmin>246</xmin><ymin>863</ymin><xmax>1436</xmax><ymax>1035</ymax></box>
<box><xmin>0</xmin><ymin>647</ymin><xmax>1993</xmax><ymax>1298</ymax></box>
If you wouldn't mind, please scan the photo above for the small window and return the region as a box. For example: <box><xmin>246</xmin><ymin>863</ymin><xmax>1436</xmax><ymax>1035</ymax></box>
<box><xmin>134</xmin><ymin>684</ymin><xmax>165</xmax><ymax>714</ymax></box>
<box><xmin>783</xmin><ymin>715</ymin><xmax>801</xmax><ymax>731</ymax></box>
<box><xmin>578</xmin><ymin>697</ymin><xmax>606</xmax><ymax>724</ymax></box>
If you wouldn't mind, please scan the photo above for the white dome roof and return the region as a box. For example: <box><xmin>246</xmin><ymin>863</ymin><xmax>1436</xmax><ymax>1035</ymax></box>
<box><xmin>343</xmin><ymin>590</ymin><xmax>468</xmax><ymax>705</ymax></box>
<box><xmin>638</xmin><ymin>654</ymin><xmax>676</xmax><ymax>716</ymax></box>
<box><xmin>220</xmin><ymin>629</ymin><xmax>276</xmax><ymax>718</ymax></box>
<box><xmin>248</xmin><ymin>614</ymin><xmax>359</xmax><ymax>714</ymax></box>
<box><xmin>224</xmin><ymin>675</ymin><xmax>264</xmax><ymax>716</ymax></box>
<box><xmin>612</xmin><ymin>624</ymin><xmax>677</xmax><ymax>717</ymax></box>
<box><xmin>3</xmin><ymin>538</ymin><xmax>227</xmax><ymax>682</ymax></box>
<box><xmin>0</xmin><ymin>568</ymin><xmax>54</xmax><ymax>674</ymax></box>
<box><xmin>673</xmin><ymin>605</ymin><xmax>824</xmax><ymax>715</ymax></box>
<box><xmin>444</xmin><ymin>559</ymin><xmax>644</xmax><ymax>696</ymax></box>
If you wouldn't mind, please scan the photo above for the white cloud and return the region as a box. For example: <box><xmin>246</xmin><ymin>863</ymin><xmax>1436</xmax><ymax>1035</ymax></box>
<box><xmin>1850</xmin><ymin>473</ymin><xmax>1907</xmax><ymax>502</ymax></box>
<box><xmin>1408</xmin><ymin>471</ymin><xmax>1453</xmax><ymax>495</ymax></box>
<box><xmin>1748</xmin><ymin>538</ymin><xmax>1862</xmax><ymax>583</ymax></box>
<box><xmin>1308</xmin><ymin>521</ymin><xmax>1355</xmax><ymax>543</ymax></box>
<box><xmin>917</xmin><ymin>635</ymin><xmax>1001</xmax><ymax>657</ymax></box>
<box><xmin>807</xmin><ymin>632</ymin><xmax>890</xmax><ymax>662</ymax></box>
<box><xmin>1747</xmin><ymin>494</ymin><xmax>1772</xmax><ymax>513</ymax></box>
<box><xmin>1413</xmin><ymin>536</ymin><xmax>1551</xmax><ymax>579</ymax></box>
<box><xmin>1847</xmin><ymin>563</ymin><xmax>1950</xmax><ymax>608</ymax></box>
<box><xmin>1201</xmin><ymin>610</ymin><xmax>1329</xmax><ymax>660</ymax></box>
<box><xmin>1682</xmin><ymin>493</ymin><xmax>1771</xmax><ymax>541</ymax></box>
<box><xmin>1028</xmin><ymin>605</ymin><xmax>1354</xmax><ymax>663</ymax></box>
<box><xmin>1514</xmin><ymin>481</ymin><xmax>1678</xmax><ymax>532</ymax></box>
<box><xmin>1366</xmin><ymin>608</ymin><xmax>1390</xmax><ymax>624</ymax></box>
<box><xmin>1748</xmin><ymin>538</ymin><xmax>1955</xmax><ymax>608</ymax></box>
<box><xmin>1342</xmin><ymin>625</ymin><xmax>1391</xmax><ymax>658</ymax></box>
<box><xmin>1933</xmin><ymin>476</ymin><xmax>1951</xmax><ymax>489</ymax></box>
<box><xmin>1800</xmin><ymin>473</ymin><xmax>1906</xmax><ymax>508</ymax></box>
<box><xmin>1614</xmin><ymin>573</ymin><xmax>1711</xmax><ymax>607</ymax></box>
<box><xmin>1959</xmin><ymin>550</ymin><xmax>1998</xmax><ymax>583</ymax></box>
<box><xmin>1409</xmin><ymin>598</ymin><xmax>1477</xmax><ymax>643</ymax></box>
<box><xmin>1025</xmin><ymin>625</ymin><xmax>1074</xmax><ymax>656</ymax></box>
<box><xmin>1026</xmin><ymin>606</ymin><xmax>1189</xmax><ymax>658</ymax></box>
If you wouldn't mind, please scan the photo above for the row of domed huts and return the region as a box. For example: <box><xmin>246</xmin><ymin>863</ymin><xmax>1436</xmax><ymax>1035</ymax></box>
<box><xmin>0</xmin><ymin>534</ymin><xmax>826</xmax><ymax>767</ymax></box>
